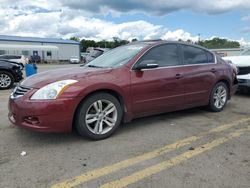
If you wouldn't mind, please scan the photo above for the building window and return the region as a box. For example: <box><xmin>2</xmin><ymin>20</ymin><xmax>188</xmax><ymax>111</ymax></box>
<box><xmin>47</xmin><ymin>51</ymin><xmax>52</xmax><ymax>56</ymax></box>
<box><xmin>0</xmin><ymin>50</ymin><xmax>5</xmax><ymax>55</ymax></box>
<box><xmin>33</xmin><ymin>51</ymin><xmax>38</xmax><ymax>56</ymax></box>
<box><xmin>22</xmin><ymin>51</ymin><xmax>29</xmax><ymax>56</ymax></box>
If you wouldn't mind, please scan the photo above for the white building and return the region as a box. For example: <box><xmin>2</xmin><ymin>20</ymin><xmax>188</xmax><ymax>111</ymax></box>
<box><xmin>210</xmin><ymin>48</ymin><xmax>243</xmax><ymax>57</ymax></box>
<box><xmin>0</xmin><ymin>35</ymin><xmax>80</xmax><ymax>62</ymax></box>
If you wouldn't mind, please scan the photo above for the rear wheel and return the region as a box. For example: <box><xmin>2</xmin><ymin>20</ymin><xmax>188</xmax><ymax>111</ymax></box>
<box><xmin>75</xmin><ymin>93</ymin><xmax>123</xmax><ymax>140</ymax></box>
<box><xmin>0</xmin><ymin>71</ymin><xmax>14</xmax><ymax>89</ymax></box>
<box><xmin>209</xmin><ymin>82</ymin><xmax>228</xmax><ymax>112</ymax></box>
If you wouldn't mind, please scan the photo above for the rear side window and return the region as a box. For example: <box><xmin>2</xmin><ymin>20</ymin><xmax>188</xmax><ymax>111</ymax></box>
<box><xmin>207</xmin><ymin>52</ymin><xmax>215</xmax><ymax>63</ymax></box>
<box><xmin>138</xmin><ymin>44</ymin><xmax>180</xmax><ymax>67</ymax></box>
<box><xmin>11</xmin><ymin>55</ymin><xmax>21</xmax><ymax>59</ymax></box>
<box><xmin>182</xmin><ymin>45</ymin><xmax>210</xmax><ymax>65</ymax></box>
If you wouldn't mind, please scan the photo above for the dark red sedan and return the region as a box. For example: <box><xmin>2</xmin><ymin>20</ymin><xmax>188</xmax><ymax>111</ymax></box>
<box><xmin>8</xmin><ymin>41</ymin><xmax>238</xmax><ymax>140</ymax></box>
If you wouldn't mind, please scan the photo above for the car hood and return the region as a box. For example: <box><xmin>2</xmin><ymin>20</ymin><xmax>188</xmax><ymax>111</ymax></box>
<box><xmin>21</xmin><ymin>67</ymin><xmax>112</xmax><ymax>88</ymax></box>
<box><xmin>222</xmin><ymin>56</ymin><xmax>250</xmax><ymax>67</ymax></box>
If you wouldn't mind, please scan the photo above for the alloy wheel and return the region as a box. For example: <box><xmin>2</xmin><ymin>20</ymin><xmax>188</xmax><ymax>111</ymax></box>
<box><xmin>85</xmin><ymin>99</ymin><xmax>118</xmax><ymax>135</ymax></box>
<box><xmin>213</xmin><ymin>85</ymin><xmax>227</xmax><ymax>109</ymax></box>
<box><xmin>0</xmin><ymin>73</ymin><xmax>11</xmax><ymax>88</ymax></box>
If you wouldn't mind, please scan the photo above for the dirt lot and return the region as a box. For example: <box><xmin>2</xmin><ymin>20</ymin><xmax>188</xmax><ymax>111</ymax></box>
<box><xmin>0</xmin><ymin>64</ymin><xmax>249</xmax><ymax>188</ymax></box>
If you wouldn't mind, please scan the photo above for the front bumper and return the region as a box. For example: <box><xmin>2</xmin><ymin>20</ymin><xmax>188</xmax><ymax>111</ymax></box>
<box><xmin>237</xmin><ymin>74</ymin><xmax>250</xmax><ymax>89</ymax></box>
<box><xmin>13</xmin><ymin>69</ymin><xmax>23</xmax><ymax>82</ymax></box>
<box><xmin>8</xmin><ymin>96</ymin><xmax>81</xmax><ymax>133</ymax></box>
<box><xmin>237</xmin><ymin>78</ymin><xmax>250</xmax><ymax>88</ymax></box>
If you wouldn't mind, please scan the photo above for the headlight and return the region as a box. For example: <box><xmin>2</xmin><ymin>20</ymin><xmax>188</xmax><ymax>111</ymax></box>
<box><xmin>30</xmin><ymin>80</ymin><xmax>78</xmax><ymax>100</ymax></box>
<box><xmin>10</xmin><ymin>63</ymin><xmax>20</xmax><ymax>69</ymax></box>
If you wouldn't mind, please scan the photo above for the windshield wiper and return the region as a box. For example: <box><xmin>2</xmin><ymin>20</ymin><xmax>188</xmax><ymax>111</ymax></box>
<box><xmin>86</xmin><ymin>65</ymin><xmax>103</xmax><ymax>68</ymax></box>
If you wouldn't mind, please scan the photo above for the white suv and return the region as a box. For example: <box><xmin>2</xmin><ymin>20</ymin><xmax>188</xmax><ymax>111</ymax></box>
<box><xmin>223</xmin><ymin>48</ymin><xmax>250</xmax><ymax>91</ymax></box>
<box><xmin>0</xmin><ymin>54</ymin><xmax>28</xmax><ymax>65</ymax></box>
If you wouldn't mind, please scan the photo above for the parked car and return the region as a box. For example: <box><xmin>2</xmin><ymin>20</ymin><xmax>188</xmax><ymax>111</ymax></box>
<box><xmin>0</xmin><ymin>54</ymin><xmax>27</xmax><ymax>69</ymax></box>
<box><xmin>223</xmin><ymin>48</ymin><xmax>250</xmax><ymax>90</ymax></box>
<box><xmin>69</xmin><ymin>56</ymin><xmax>80</xmax><ymax>64</ymax></box>
<box><xmin>0</xmin><ymin>59</ymin><xmax>24</xmax><ymax>70</ymax></box>
<box><xmin>8</xmin><ymin>41</ymin><xmax>238</xmax><ymax>140</ymax></box>
<box><xmin>0</xmin><ymin>60</ymin><xmax>23</xmax><ymax>89</ymax></box>
<box><xmin>85</xmin><ymin>48</ymin><xmax>109</xmax><ymax>64</ymax></box>
<box><xmin>237</xmin><ymin>74</ymin><xmax>250</xmax><ymax>91</ymax></box>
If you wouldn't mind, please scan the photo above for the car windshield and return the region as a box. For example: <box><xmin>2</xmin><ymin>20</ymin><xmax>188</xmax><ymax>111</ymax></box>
<box><xmin>85</xmin><ymin>44</ymin><xmax>148</xmax><ymax>68</ymax></box>
<box><xmin>241</xmin><ymin>49</ymin><xmax>250</xmax><ymax>56</ymax></box>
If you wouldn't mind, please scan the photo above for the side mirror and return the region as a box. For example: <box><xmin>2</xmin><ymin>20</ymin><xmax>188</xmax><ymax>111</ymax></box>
<box><xmin>134</xmin><ymin>60</ymin><xmax>159</xmax><ymax>71</ymax></box>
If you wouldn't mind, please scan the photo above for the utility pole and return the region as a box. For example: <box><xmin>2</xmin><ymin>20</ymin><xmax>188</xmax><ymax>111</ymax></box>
<box><xmin>198</xmin><ymin>33</ymin><xmax>201</xmax><ymax>45</ymax></box>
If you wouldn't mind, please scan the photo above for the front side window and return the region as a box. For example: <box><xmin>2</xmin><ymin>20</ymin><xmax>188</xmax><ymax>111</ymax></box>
<box><xmin>182</xmin><ymin>45</ymin><xmax>208</xmax><ymax>65</ymax></box>
<box><xmin>137</xmin><ymin>44</ymin><xmax>180</xmax><ymax>67</ymax></box>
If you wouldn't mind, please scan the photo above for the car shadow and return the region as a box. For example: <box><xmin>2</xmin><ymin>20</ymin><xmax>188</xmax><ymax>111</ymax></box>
<box><xmin>235</xmin><ymin>90</ymin><xmax>250</xmax><ymax>97</ymax></box>
<box><xmin>118</xmin><ymin>107</ymin><xmax>207</xmax><ymax>134</ymax></box>
<box><xmin>13</xmin><ymin>106</ymin><xmax>208</xmax><ymax>145</ymax></box>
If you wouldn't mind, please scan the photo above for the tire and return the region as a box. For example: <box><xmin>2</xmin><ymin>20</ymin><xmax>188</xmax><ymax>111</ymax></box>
<box><xmin>0</xmin><ymin>71</ymin><xmax>14</xmax><ymax>90</ymax></box>
<box><xmin>209</xmin><ymin>82</ymin><xmax>228</xmax><ymax>112</ymax></box>
<box><xmin>75</xmin><ymin>93</ymin><xmax>123</xmax><ymax>140</ymax></box>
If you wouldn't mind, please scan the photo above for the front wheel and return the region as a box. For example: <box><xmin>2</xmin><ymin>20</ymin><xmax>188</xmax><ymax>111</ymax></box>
<box><xmin>0</xmin><ymin>71</ymin><xmax>14</xmax><ymax>90</ymax></box>
<box><xmin>75</xmin><ymin>93</ymin><xmax>123</xmax><ymax>140</ymax></box>
<box><xmin>209</xmin><ymin>82</ymin><xmax>228</xmax><ymax>112</ymax></box>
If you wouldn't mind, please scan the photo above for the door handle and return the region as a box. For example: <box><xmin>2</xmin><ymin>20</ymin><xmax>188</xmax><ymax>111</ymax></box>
<box><xmin>210</xmin><ymin>68</ymin><xmax>217</xmax><ymax>73</ymax></box>
<box><xmin>176</xmin><ymin>73</ymin><xmax>183</xmax><ymax>79</ymax></box>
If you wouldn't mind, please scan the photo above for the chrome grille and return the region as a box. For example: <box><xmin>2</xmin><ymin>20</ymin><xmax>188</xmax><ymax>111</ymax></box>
<box><xmin>238</xmin><ymin>66</ymin><xmax>250</xmax><ymax>75</ymax></box>
<box><xmin>238</xmin><ymin>79</ymin><xmax>247</xmax><ymax>84</ymax></box>
<box><xmin>11</xmin><ymin>85</ymin><xmax>31</xmax><ymax>99</ymax></box>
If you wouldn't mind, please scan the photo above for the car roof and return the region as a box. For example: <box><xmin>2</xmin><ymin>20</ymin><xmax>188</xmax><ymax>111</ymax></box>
<box><xmin>131</xmin><ymin>40</ymin><xmax>213</xmax><ymax>53</ymax></box>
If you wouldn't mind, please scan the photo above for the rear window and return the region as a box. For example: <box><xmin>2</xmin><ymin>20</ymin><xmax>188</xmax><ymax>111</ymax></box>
<box><xmin>0</xmin><ymin>55</ymin><xmax>21</xmax><ymax>59</ymax></box>
<box><xmin>11</xmin><ymin>55</ymin><xmax>21</xmax><ymax>59</ymax></box>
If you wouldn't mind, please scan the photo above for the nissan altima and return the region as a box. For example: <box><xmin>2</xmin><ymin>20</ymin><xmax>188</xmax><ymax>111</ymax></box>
<box><xmin>8</xmin><ymin>40</ymin><xmax>238</xmax><ymax>140</ymax></box>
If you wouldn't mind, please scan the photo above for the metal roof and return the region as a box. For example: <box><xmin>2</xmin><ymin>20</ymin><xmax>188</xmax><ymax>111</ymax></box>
<box><xmin>0</xmin><ymin>35</ymin><xmax>79</xmax><ymax>45</ymax></box>
<box><xmin>0</xmin><ymin>44</ymin><xmax>59</xmax><ymax>51</ymax></box>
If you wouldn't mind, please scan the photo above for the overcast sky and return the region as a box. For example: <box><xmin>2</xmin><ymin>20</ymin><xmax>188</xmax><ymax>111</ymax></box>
<box><xmin>1</xmin><ymin>0</ymin><xmax>250</xmax><ymax>46</ymax></box>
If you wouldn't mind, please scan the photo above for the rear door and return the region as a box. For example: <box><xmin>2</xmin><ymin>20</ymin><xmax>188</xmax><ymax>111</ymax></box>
<box><xmin>180</xmin><ymin>44</ymin><xmax>217</xmax><ymax>106</ymax></box>
<box><xmin>130</xmin><ymin>43</ymin><xmax>185</xmax><ymax>117</ymax></box>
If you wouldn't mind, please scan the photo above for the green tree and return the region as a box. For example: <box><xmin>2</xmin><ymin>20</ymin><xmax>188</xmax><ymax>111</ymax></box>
<box><xmin>199</xmin><ymin>38</ymin><xmax>240</xmax><ymax>49</ymax></box>
<box><xmin>79</xmin><ymin>38</ymin><xmax>129</xmax><ymax>52</ymax></box>
<box><xmin>69</xmin><ymin>36</ymin><xmax>80</xmax><ymax>42</ymax></box>
<box><xmin>131</xmin><ymin>38</ymin><xmax>138</xmax><ymax>42</ymax></box>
